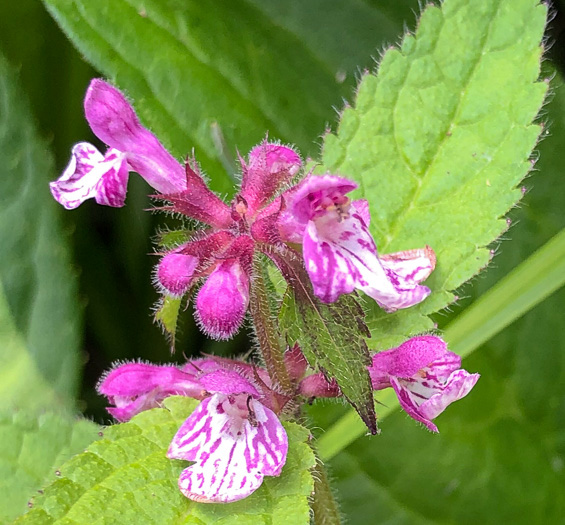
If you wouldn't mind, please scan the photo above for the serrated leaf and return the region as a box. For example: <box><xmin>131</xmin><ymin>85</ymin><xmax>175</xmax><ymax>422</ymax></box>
<box><xmin>319</xmin><ymin>0</ymin><xmax>547</xmax><ymax>350</ymax></box>
<box><xmin>17</xmin><ymin>396</ymin><xmax>316</xmax><ymax>525</ymax></box>
<box><xmin>276</xmin><ymin>249</ymin><xmax>376</xmax><ymax>434</ymax></box>
<box><xmin>0</xmin><ymin>411</ymin><xmax>100</xmax><ymax>522</ymax></box>
<box><xmin>0</xmin><ymin>54</ymin><xmax>82</xmax><ymax>410</ymax></box>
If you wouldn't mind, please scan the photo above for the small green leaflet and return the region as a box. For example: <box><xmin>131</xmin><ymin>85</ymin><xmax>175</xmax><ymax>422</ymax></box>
<box><xmin>319</xmin><ymin>0</ymin><xmax>547</xmax><ymax>350</ymax></box>
<box><xmin>17</xmin><ymin>396</ymin><xmax>316</xmax><ymax>525</ymax></box>
<box><xmin>154</xmin><ymin>295</ymin><xmax>182</xmax><ymax>349</ymax></box>
<box><xmin>274</xmin><ymin>248</ymin><xmax>376</xmax><ymax>434</ymax></box>
<box><xmin>0</xmin><ymin>411</ymin><xmax>100</xmax><ymax>522</ymax></box>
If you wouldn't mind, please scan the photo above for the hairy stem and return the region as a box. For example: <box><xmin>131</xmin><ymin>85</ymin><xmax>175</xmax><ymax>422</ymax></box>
<box><xmin>249</xmin><ymin>263</ymin><xmax>293</xmax><ymax>394</ymax></box>
<box><xmin>310</xmin><ymin>455</ymin><xmax>342</xmax><ymax>525</ymax></box>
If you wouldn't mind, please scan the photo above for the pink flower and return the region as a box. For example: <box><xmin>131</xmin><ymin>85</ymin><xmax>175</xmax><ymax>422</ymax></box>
<box><xmin>98</xmin><ymin>357</ymin><xmax>289</xmax><ymax>503</ymax></box>
<box><xmin>97</xmin><ymin>362</ymin><xmax>204</xmax><ymax>421</ymax></box>
<box><xmin>53</xmin><ymin>80</ymin><xmax>436</xmax><ymax>340</ymax></box>
<box><xmin>369</xmin><ymin>336</ymin><xmax>480</xmax><ymax>432</ymax></box>
<box><xmin>167</xmin><ymin>368</ymin><xmax>288</xmax><ymax>503</ymax></box>
<box><xmin>278</xmin><ymin>175</ymin><xmax>436</xmax><ymax>311</ymax></box>
<box><xmin>151</xmin><ymin>144</ymin><xmax>300</xmax><ymax>340</ymax></box>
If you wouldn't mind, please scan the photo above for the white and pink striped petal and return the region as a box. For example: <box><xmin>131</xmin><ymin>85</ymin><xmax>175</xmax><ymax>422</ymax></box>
<box><xmin>369</xmin><ymin>336</ymin><xmax>480</xmax><ymax>432</ymax></box>
<box><xmin>380</xmin><ymin>246</ymin><xmax>436</xmax><ymax>286</ymax></box>
<box><xmin>167</xmin><ymin>393</ymin><xmax>288</xmax><ymax>503</ymax></box>
<box><xmin>303</xmin><ymin>202</ymin><xmax>432</xmax><ymax>310</ymax></box>
<box><xmin>49</xmin><ymin>143</ymin><xmax>129</xmax><ymax>209</ymax></box>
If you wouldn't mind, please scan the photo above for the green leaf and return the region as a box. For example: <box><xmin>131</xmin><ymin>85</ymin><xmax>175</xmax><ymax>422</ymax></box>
<box><xmin>277</xmin><ymin>249</ymin><xmax>376</xmax><ymax>434</ymax></box>
<box><xmin>17</xmin><ymin>396</ymin><xmax>316</xmax><ymax>525</ymax></box>
<box><xmin>315</xmin><ymin>66</ymin><xmax>565</xmax><ymax>525</ymax></box>
<box><xmin>0</xmin><ymin>411</ymin><xmax>100</xmax><ymax>522</ymax></box>
<box><xmin>154</xmin><ymin>295</ymin><xmax>182</xmax><ymax>349</ymax></box>
<box><xmin>0</xmin><ymin>54</ymin><xmax>82</xmax><ymax>410</ymax></box>
<box><xmin>42</xmin><ymin>0</ymin><xmax>354</xmax><ymax>191</ymax></box>
<box><xmin>319</xmin><ymin>0</ymin><xmax>547</xmax><ymax>350</ymax></box>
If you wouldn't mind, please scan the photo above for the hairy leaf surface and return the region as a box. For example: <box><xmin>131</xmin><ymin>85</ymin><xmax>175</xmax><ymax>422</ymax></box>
<box><xmin>319</xmin><ymin>0</ymin><xmax>547</xmax><ymax>350</ymax></box>
<box><xmin>17</xmin><ymin>396</ymin><xmax>315</xmax><ymax>525</ymax></box>
<box><xmin>276</xmin><ymin>247</ymin><xmax>376</xmax><ymax>434</ymax></box>
<box><xmin>0</xmin><ymin>412</ymin><xmax>100</xmax><ymax>522</ymax></box>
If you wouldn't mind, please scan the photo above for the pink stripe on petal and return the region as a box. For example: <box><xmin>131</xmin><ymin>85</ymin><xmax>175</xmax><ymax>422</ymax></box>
<box><xmin>304</xmin><ymin>211</ymin><xmax>400</xmax><ymax>304</ymax></box>
<box><xmin>418</xmin><ymin>370</ymin><xmax>480</xmax><ymax>421</ymax></box>
<box><xmin>168</xmin><ymin>394</ymin><xmax>287</xmax><ymax>503</ymax></box>
<box><xmin>94</xmin><ymin>150</ymin><xmax>130</xmax><ymax>207</ymax></box>
<box><xmin>351</xmin><ymin>199</ymin><xmax>370</xmax><ymax>226</ymax></box>
<box><xmin>380</xmin><ymin>246</ymin><xmax>436</xmax><ymax>285</ymax></box>
<box><xmin>50</xmin><ymin>143</ymin><xmax>129</xmax><ymax>209</ymax></box>
<box><xmin>390</xmin><ymin>376</ymin><xmax>439</xmax><ymax>432</ymax></box>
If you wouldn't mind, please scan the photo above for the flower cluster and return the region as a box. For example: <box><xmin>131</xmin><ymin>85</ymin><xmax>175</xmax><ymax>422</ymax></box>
<box><xmin>51</xmin><ymin>79</ymin><xmax>436</xmax><ymax>340</ymax></box>
<box><xmin>98</xmin><ymin>336</ymin><xmax>477</xmax><ymax>501</ymax></box>
<box><xmin>54</xmin><ymin>79</ymin><xmax>479</xmax><ymax>506</ymax></box>
<box><xmin>98</xmin><ymin>351</ymin><xmax>336</xmax><ymax>503</ymax></box>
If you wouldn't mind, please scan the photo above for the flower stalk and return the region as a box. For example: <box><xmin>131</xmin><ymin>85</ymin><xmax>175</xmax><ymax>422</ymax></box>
<box><xmin>249</xmin><ymin>264</ymin><xmax>293</xmax><ymax>396</ymax></box>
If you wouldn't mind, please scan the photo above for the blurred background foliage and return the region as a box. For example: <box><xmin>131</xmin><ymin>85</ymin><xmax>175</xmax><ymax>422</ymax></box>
<box><xmin>1</xmin><ymin>0</ymin><xmax>565</xmax><ymax>523</ymax></box>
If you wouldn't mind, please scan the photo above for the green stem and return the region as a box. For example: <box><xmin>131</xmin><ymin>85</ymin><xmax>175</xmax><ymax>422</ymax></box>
<box><xmin>310</xmin><ymin>455</ymin><xmax>342</xmax><ymax>525</ymax></box>
<box><xmin>249</xmin><ymin>265</ymin><xmax>293</xmax><ymax>395</ymax></box>
<box><xmin>317</xmin><ymin>228</ymin><xmax>565</xmax><ymax>461</ymax></box>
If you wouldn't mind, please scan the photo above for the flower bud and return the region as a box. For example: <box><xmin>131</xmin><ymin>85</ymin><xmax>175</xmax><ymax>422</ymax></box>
<box><xmin>240</xmin><ymin>143</ymin><xmax>301</xmax><ymax>213</ymax></box>
<box><xmin>195</xmin><ymin>259</ymin><xmax>250</xmax><ymax>340</ymax></box>
<box><xmin>157</xmin><ymin>252</ymin><xmax>198</xmax><ymax>296</ymax></box>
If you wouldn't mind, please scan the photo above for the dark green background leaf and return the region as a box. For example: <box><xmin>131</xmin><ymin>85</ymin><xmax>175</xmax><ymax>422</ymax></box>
<box><xmin>0</xmin><ymin>54</ymin><xmax>82</xmax><ymax>410</ymax></box>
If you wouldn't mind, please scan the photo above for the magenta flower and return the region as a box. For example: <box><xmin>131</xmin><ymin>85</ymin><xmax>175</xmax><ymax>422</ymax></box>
<box><xmin>167</xmin><ymin>368</ymin><xmax>288</xmax><ymax>503</ymax></box>
<box><xmin>98</xmin><ymin>357</ymin><xmax>289</xmax><ymax>503</ymax></box>
<box><xmin>369</xmin><ymin>336</ymin><xmax>480</xmax><ymax>432</ymax></box>
<box><xmin>52</xmin><ymin>79</ymin><xmax>436</xmax><ymax>341</ymax></box>
<box><xmin>278</xmin><ymin>175</ymin><xmax>436</xmax><ymax>311</ymax></box>
<box><xmin>97</xmin><ymin>362</ymin><xmax>205</xmax><ymax>421</ymax></box>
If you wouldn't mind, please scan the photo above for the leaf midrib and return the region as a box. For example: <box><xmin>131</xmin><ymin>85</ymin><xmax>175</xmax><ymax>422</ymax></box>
<box><xmin>381</xmin><ymin>0</ymin><xmax>503</xmax><ymax>252</ymax></box>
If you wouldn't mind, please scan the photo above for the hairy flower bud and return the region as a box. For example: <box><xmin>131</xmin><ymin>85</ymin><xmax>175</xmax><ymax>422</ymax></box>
<box><xmin>195</xmin><ymin>260</ymin><xmax>250</xmax><ymax>340</ymax></box>
<box><xmin>156</xmin><ymin>252</ymin><xmax>198</xmax><ymax>297</ymax></box>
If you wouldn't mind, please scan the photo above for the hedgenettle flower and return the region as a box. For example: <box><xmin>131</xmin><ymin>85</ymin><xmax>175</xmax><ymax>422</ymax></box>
<box><xmin>51</xmin><ymin>79</ymin><xmax>436</xmax><ymax>340</ymax></box>
<box><xmin>278</xmin><ymin>175</ymin><xmax>436</xmax><ymax>311</ymax></box>
<box><xmin>368</xmin><ymin>336</ymin><xmax>480</xmax><ymax>432</ymax></box>
<box><xmin>97</xmin><ymin>349</ymin><xmax>343</xmax><ymax>503</ymax></box>
<box><xmin>98</xmin><ymin>357</ymin><xmax>290</xmax><ymax>503</ymax></box>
